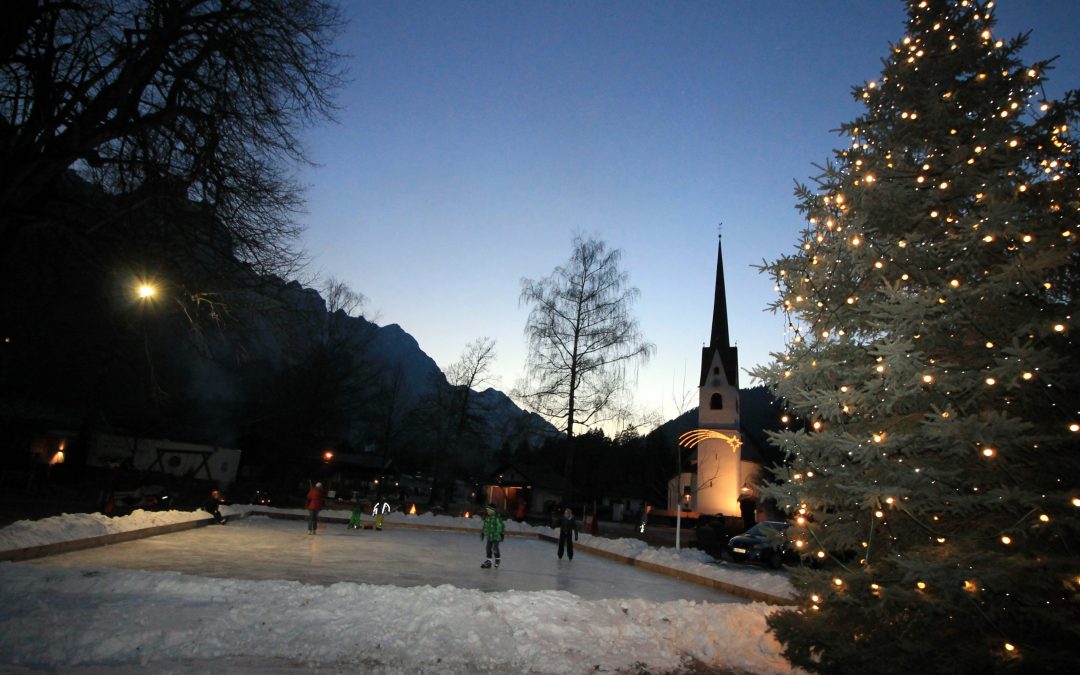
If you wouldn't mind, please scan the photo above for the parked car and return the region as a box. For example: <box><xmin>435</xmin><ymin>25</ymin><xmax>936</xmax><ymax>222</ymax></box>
<box><xmin>726</xmin><ymin>521</ymin><xmax>797</xmax><ymax>568</ymax></box>
<box><xmin>105</xmin><ymin>484</ymin><xmax>174</xmax><ymax>515</ymax></box>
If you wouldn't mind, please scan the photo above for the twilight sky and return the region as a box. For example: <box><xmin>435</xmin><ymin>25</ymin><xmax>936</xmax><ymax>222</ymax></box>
<box><xmin>297</xmin><ymin>0</ymin><xmax>1080</xmax><ymax>429</ymax></box>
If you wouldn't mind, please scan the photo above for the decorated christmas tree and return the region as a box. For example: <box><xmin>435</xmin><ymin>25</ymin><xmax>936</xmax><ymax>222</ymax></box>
<box><xmin>752</xmin><ymin>1</ymin><xmax>1078</xmax><ymax>672</ymax></box>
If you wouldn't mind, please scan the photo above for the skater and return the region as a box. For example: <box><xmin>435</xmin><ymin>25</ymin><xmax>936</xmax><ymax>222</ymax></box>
<box><xmin>306</xmin><ymin>482</ymin><xmax>325</xmax><ymax>534</ymax></box>
<box><xmin>557</xmin><ymin>507</ymin><xmax>578</xmax><ymax>559</ymax></box>
<box><xmin>480</xmin><ymin>503</ymin><xmax>505</xmax><ymax>568</ymax></box>
<box><xmin>347</xmin><ymin>502</ymin><xmax>363</xmax><ymax>529</ymax></box>
<box><xmin>203</xmin><ymin>489</ymin><xmax>227</xmax><ymax>525</ymax></box>
<box><xmin>373</xmin><ymin>496</ymin><xmax>391</xmax><ymax>530</ymax></box>
<box><xmin>639</xmin><ymin>503</ymin><xmax>651</xmax><ymax>534</ymax></box>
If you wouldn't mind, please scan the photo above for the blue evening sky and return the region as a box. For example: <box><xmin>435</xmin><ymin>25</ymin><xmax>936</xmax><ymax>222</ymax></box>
<box><xmin>297</xmin><ymin>0</ymin><xmax>1080</xmax><ymax>427</ymax></box>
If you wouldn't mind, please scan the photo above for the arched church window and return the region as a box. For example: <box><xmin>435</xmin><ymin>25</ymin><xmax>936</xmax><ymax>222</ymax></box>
<box><xmin>710</xmin><ymin>393</ymin><xmax>723</xmax><ymax>410</ymax></box>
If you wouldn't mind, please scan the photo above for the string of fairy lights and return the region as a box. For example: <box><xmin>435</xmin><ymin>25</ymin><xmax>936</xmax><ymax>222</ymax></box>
<box><xmin>756</xmin><ymin>0</ymin><xmax>1077</xmax><ymax>662</ymax></box>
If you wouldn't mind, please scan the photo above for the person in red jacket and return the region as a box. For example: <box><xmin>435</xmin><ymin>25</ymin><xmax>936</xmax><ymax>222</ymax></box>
<box><xmin>306</xmin><ymin>482</ymin><xmax>325</xmax><ymax>535</ymax></box>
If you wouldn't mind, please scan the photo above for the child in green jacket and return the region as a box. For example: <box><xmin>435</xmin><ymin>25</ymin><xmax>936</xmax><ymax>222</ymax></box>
<box><xmin>480</xmin><ymin>504</ymin><xmax>505</xmax><ymax>568</ymax></box>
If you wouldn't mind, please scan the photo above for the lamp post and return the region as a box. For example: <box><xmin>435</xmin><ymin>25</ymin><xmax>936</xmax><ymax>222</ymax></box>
<box><xmin>134</xmin><ymin>280</ymin><xmax>161</xmax><ymax>409</ymax></box>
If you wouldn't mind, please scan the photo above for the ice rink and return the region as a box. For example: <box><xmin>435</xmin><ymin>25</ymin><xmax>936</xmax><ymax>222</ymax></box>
<box><xmin>28</xmin><ymin>515</ymin><xmax>747</xmax><ymax>604</ymax></box>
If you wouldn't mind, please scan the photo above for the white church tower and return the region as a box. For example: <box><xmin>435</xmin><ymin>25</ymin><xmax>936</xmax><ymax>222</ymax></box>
<box><xmin>692</xmin><ymin>234</ymin><xmax>746</xmax><ymax>516</ymax></box>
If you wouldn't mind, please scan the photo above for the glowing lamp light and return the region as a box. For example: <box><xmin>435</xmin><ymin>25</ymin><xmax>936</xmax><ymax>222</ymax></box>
<box><xmin>1004</xmin><ymin>643</ymin><xmax>1017</xmax><ymax>653</ymax></box>
<box><xmin>963</xmin><ymin>580</ymin><xmax>977</xmax><ymax>592</ymax></box>
<box><xmin>323</xmin><ymin>451</ymin><xmax>334</xmax><ymax>461</ymax></box>
<box><xmin>1001</xmin><ymin>535</ymin><xmax>1012</xmax><ymax>545</ymax></box>
<box><xmin>1039</xmin><ymin>514</ymin><xmax>1050</xmax><ymax>523</ymax></box>
<box><xmin>137</xmin><ymin>284</ymin><xmax>156</xmax><ymax>299</ymax></box>
<box><xmin>1073</xmin><ymin>497</ymin><xmax>1080</xmax><ymax>507</ymax></box>
<box><xmin>50</xmin><ymin>451</ymin><xmax>65</xmax><ymax>465</ymax></box>
<box><xmin>916</xmin><ymin>581</ymin><xmax>927</xmax><ymax>590</ymax></box>
<box><xmin>833</xmin><ymin>578</ymin><xmax>844</xmax><ymax>587</ymax></box>
<box><xmin>409</xmin><ymin>503</ymin><xmax>417</xmax><ymax>515</ymax></box>
<box><xmin>1069</xmin><ymin>424</ymin><xmax>1079</xmax><ymax>433</ymax></box>
<box><xmin>985</xmin><ymin>377</ymin><xmax>997</xmax><ymax>386</ymax></box>
<box><xmin>1022</xmin><ymin>372</ymin><xmax>1033</xmax><ymax>380</ymax></box>
<box><xmin>1053</xmin><ymin>323</ymin><xmax>1066</xmax><ymax>332</ymax></box>
<box><xmin>816</xmin><ymin>550</ymin><xmax>826</xmax><ymax>559</ymax></box>
<box><xmin>982</xmin><ymin>448</ymin><xmax>996</xmax><ymax>458</ymax></box>
<box><xmin>922</xmin><ymin>374</ymin><xmax>934</xmax><ymax>384</ymax></box>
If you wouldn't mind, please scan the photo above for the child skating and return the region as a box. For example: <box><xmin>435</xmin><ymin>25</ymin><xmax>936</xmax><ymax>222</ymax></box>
<box><xmin>373</xmin><ymin>497</ymin><xmax>390</xmax><ymax>530</ymax></box>
<box><xmin>347</xmin><ymin>503</ymin><xmax>363</xmax><ymax>529</ymax></box>
<box><xmin>480</xmin><ymin>503</ymin><xmax>505</xmax><ymax>568</ymax></box>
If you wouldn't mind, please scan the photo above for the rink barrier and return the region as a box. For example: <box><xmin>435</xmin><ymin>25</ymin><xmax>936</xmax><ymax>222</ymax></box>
<box><xmin>0</xmin><ymin>516</ymin><xmax>219</xmax><ymax>563</ymax></box>
<box><xmin>535</xmin><ymin>533</ymin><xmax>794</xmax><ymax>606</ymax></box>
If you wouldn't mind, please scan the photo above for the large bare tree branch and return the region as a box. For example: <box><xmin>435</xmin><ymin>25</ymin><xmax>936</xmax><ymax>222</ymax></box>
<box><xmin>0</xmin><ymin>0</ymin><xmax>344</xmax><ymax>275</ymax></box>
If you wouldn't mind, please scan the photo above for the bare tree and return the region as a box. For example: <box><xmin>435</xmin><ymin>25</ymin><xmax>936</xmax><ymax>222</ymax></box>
<box><xmin>445</xmin><ymin>337</ymin><xmax>497</xmax><ymax>434</ymax></box>
<box><xmin>516</xmin><ymin>235</ymin><xmax>654</xmax><ymax>498</ymax></box>
<box><xmin>425</xmin><ymin>337</ymin><xmax>497</xmax><ymax>506</ymax></box>
<box><xmin>0</xmin><ymin>0</ymin><xmax>344</xmax><ymax>274</ymax></box>
<box><xmin>320</xmin><ymin>276</ymin><xmax>366</xmax><ymax>317</ymax></box>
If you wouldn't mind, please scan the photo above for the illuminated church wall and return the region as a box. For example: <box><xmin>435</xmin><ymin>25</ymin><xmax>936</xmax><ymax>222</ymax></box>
<box><xmin>695</xmin><ymin>436</ymin><xmax>742</xmax><ymax>515</ymax></box>
<box><xmin>680</xmin><ymin>234</ymin><xmax>759</xmax><ymax>518</ymax></box>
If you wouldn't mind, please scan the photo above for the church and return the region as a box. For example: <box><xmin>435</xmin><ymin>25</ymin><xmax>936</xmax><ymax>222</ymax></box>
<box><xmin>672</xmin><ymin>235</ymin><xmax>764</xmax><ymax>519</ymax></box>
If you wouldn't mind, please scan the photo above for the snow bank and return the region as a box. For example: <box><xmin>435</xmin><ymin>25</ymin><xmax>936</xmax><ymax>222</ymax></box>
<box><xmin>0</xmin><ymin>563</ymin><xmax>800</xmax><ymax>674</ymax></box>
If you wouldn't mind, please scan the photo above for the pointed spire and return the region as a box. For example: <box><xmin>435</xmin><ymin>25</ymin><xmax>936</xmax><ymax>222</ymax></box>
<box><xmin>700</xmin><ymin>231</ymin><xmax>739</xmax><ymax>388</ymax></box>
<box><xmin>709</xmin><ymin>233</ymin><xmax>731</xmax><ymax>350</ymax></box>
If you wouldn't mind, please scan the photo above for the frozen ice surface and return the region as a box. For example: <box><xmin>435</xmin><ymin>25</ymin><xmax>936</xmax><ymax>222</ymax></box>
<box><xmin>29</xmin><ymin>516</ymin><xmax>747</xmax><ymax>604</ymax></box>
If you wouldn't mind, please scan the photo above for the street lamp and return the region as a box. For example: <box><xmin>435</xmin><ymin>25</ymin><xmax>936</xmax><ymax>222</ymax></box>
<box><xmin>136</xmin><ymin>282</ymin><xmax>156</xmax><ymax>300</ymax></box>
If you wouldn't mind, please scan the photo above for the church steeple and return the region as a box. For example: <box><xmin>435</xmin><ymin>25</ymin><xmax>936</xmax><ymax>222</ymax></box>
<box><xmin>700</xmin><ymin>234</ymin><xmax>739</xmax><ymax>389</ymax></box>
<box><xmin>710</xmin><ymin>234</ymin><xmax>731</xmax><ymax>350</ymax></box>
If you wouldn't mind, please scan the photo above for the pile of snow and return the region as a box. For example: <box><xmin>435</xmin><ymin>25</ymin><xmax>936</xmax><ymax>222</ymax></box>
<box><xmin>0</xmin><ymin>505</ymin><xmax>246</xmax><ymax>552</ymax></box>
<box><xmin>0</xmin><ymin>507</ymin><xmax>803</xmax><ymax>673</ymax></box>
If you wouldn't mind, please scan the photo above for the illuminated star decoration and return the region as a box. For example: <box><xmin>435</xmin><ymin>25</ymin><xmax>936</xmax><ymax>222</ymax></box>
<box><xmin>677</xmin><ymin>429</ymin><xmax>743</xmax><ymax>453</ymax></box>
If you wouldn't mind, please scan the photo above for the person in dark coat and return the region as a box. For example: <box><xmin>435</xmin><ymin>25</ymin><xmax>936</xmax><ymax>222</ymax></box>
<box><xmin>558</xmin><ymin>507</ymin><xmax>579</xmax><ymax>560</ymax></box>
<box><xmin>203</xmin><ymin>489</ymin><xmax>227</xmax><ymax>525</ymax></box>
<box><xmin>306</xmin><ymin>482</ymin><xmax>325</xmax><ymax>535</ymax></box>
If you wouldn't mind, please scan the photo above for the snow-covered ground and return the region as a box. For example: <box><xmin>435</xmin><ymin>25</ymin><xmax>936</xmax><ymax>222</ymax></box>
<box><xmin>0</xmin><ymin>506</ymin><xmax>802</xmax><ymax>674</ymax></box>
